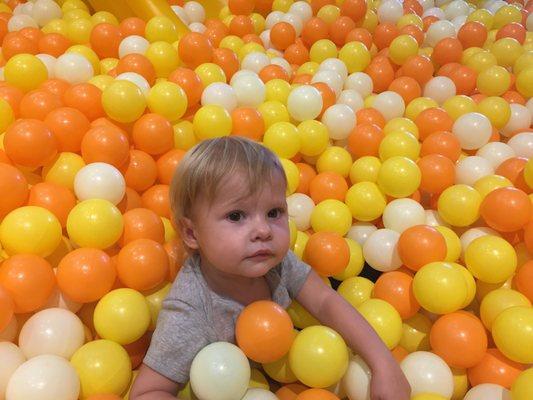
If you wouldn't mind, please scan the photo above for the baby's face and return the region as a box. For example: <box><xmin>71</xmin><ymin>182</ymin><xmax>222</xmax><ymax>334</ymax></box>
<box><xmin>190</xmin><ymin>172</ymin><xmax>290</xmax><ymax>278</ymax></box>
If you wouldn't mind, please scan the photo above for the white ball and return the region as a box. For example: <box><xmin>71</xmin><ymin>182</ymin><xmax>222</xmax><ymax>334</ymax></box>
<box><xmin>0</xmin><ymin>343</ymin><xmax>26</xmax><ymax>400</ymax></box>
<box><xmin>476</xmin><ymin>142</ymin><xmax>515</xmax><ymax>169</ymax></box>
<box><xmin>344</xmin><ymin>72</ymin><xmax>373</xmax><ymax>97</ymax></box>
<box><xmin>507</xmin><ymin>132</ymin><xmax>533</xmax><ymax>158</ymax></box>
<box><xmin>460</xmin><ymin>227</ymin><xmax>501</xmax><ymax>260</ymax></box>
<box><xmin>189</xmin><ymin>22</ymin><xmax>206</xmax><ymax>33</ymax></box>
<box><xmin>281</xmin><ymin>13</ymin><xmax>303</xmax><ymax>36</ymax></box>
<box><xmin>501</xmin><ymin>104</ymin><xmax>532</xmax><ymax>137</ymax></box>
<box><xmin>43</xmin><ymin>285</ymin><xmax>83</xmax><ymax>314</ymax></box>
<box><xmin>346</xmin><ymin>223</ymin><xmax>378</xmax><ymax>246</ymax></box>
<box><xmin>378</xmin><ymin>0</ymin><xmax>404</xmax><ymax>23</ymax></box>
<box><xmin>259</xmin><ymin>30</ymin><xmax>271</xmax><ymax>49</ymax></box>
<box><xmin>7</xmin><ymin>14</ymin><xmax>38</xmax><ymax>31</ymax></box>
<box><xmin>464</xmin><ymin>384</ymin><xmax>511</xmax><ymax>400</ymax></box>
<box><xmin>231</xmin><ymin>74</ymin><xmax>266</xmax><ymax>107</ymax></box>
<box><xmin>445</xmin><ymin>0</ymin><xmax>470</xmax><ymax>20</ymax></box>
<box><xmin>287</xmin><ymin>193</ymin><xmax>315</xmax><ymax>231</ymax></box>
<box><xmin>271</xmin><ymin>57</ymin><xmax>292</xmax><ymax>76</ymax></box>
<box><xmin>425</xmin><ymin>20</ymin><xmax>456</xmax><ymax>47</ymax></box>
<box><xmin>312</xmin><ymin>70</ymin><xmax>343</xmax><ymax>98</ymax></box>
<box><xmin>400</xmin><ymin>351</ymin><xmax>454</xmax><ymax>399</ymax></box>
<box><xmin>18</xmin><ymin>308</ymin><xmax>85</xmax><ymax>360</ymax></box>
<box><xmin>265</xmin><ymin>11</ymin><xmax>284</xmax><ymax>29</ymax></box>
<box><xmin>422</xmin><ymin>7</ymin><xmax>445</xmax><ymax>19</ymax></box>
<box><xmin>171</xmin><ymin>5</ymin><xmax>190</xmax><ymax>25</ymax></box>
<box><xmin>201</xmin><ymin>82</ymin><xmax>238</xmax><ymax>112</ymax></box>
<box><xmin>337</xmin><ymin>89</ymin><xmax>364</xmax><ymax>113</ymax></box>
<box><xmin>229</xmin><ymin>69</ymin><xmax>257</xmax><ymax>86</ymax></box>
<box><xmin>451</xmin><ymin>15</ymin><xmax>468</xmax><ymax>32</ymax></box>
<box><xmin>487</xmin><ymin>0</ymin><xmax>507</xmax><ymax>14</ymax></box>
<box><xmin>54</xmin><ymin>53</ymin><xmax>94</xmax><ymax>84</ymax></box>
<box><xmin>319</xmin><ymin>58</ymin><xmax>348</xmax><ymax>81</ymax></box>
<box><xmin>6</xmin><ymin>355</ymin><xmax>80</xmax><ymax>400</ymax></box>
<box><xmin>526</xmin><ymin>98</ymin><xmax>533</xmax><ymax>118</ymax></box>
<box><xmin>31</xmin><ymin>0</ymin><xmax>62</xmax><ymax>27</ymax></box>
<box><xmin>287</xmin><ymin>85</ymin><xmax>323</xmax><ymax>121</ymax></box>
<box><xmin>455</xmin><ymin>156</ymin><xmax>494</xmax><ymax>186</ymax></box>
<box><xmin>190</xmin><ymin>342</ymin><xmax>250</xmax><ymax>400</ymax></box>
<box><xmin>36</xmin><ymin>54</ymin><xmax>56</xmax><ymax>79</ymax></box>
<box><xmin>322</xmin><ymin>104</ymin><xmax>356</xmax><ymax>141</ymax></box>
<box><xmin>241</xmin><ymin>52</ymin><xmax>271</xmax><ymax>74</ymax></box>
<box><xmin>363</xmin><ymin>229</ymin><xmax>402</xmax><ymax>272</ymax></box>
<box><xmin>372</xmin><ymin>91</ymin><xmax>405</xmax><ymax>121</ymax></box>
<box><xmin>419</xmin><ymin>0</ymin><xmax>435</xmax><ymax>11</ymax></box>
<box><xmin>288</xmin><ymin>1</ymin><xmax>313</xmax><ymax>23</ymax></box>
<box><xmin>116</xmin><ymin>72</ymin><xmax>151</xmax><ymax>96</ymax></box>
<box><xmin>183</xmin><ymin>1</ymin><xmax>205</xmax><ymax>23</ymax></box>
<box><xmin>342</xmin><ymin>355</ymin><xmax>372</xmax><ymax>400</ymax></box>
<box><xmin>423</xmin><ymin>77</ymin><xmax>456</xmax><ymax>105</ymax></box>
<box><xmin>118</xmin><ymin>35</ymin><xmax>150</xmax><ymax>58</ymax></box>
<box><xmin>383</xmin><ymin>198</ymin><xmax>426</xmax><ymax>233</ymax></box>
<box><xmin>241</xmin><ymin>388</ymin><xmax>279</xmax><ymax>400</ymax></box>
<box><xmin>74</xmin><ymin>162</ymin><xmax>126</xmax><ymax>205</ymax></box>
<box><xmin>425</xmin><ymin>209</ymin><xmax>450</xmax><ymax>227</ymax></box>
<box><xmin>452</xmin><ymin>112</ymin><xmax>492</xmax><ymax>150</ymax></box>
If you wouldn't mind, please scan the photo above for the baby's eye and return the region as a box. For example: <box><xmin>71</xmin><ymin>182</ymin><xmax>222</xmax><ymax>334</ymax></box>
<box><xmin>227</xmin><ymin>211</ymin><xmax>244</xmax><ymax>222</ymax></box>
<box><xmin>268</xmin><ymin>208</ymin><xmax>285</xmax><ymax>219</ymax></box>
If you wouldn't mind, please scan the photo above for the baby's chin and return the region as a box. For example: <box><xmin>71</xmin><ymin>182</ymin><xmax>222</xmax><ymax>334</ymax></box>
<box><xmin>237</xmin><ymin>258</ymin><xmax>278</xmax><ymax>278</ymax></box>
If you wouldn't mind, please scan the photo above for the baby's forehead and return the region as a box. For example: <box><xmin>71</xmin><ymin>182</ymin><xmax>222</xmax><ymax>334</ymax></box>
<box><xmin>213</xmin><ymin>172</ymin><xmax>286</xmax><ymax>205</ymax></box>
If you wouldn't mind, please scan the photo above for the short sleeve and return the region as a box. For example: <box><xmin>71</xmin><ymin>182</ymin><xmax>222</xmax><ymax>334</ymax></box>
<box><xmin>279</xmin><ymin>250</ymin><xmax>312</xmax><ymax>299</ymax></box>
<box><xmin>143</xmin><ymin>298</ymin><xmax>210</xmax><ymax>384</ymax></box>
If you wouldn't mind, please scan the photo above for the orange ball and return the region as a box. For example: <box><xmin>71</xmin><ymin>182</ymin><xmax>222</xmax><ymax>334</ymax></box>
<box><xmin>402</xmin><ymin>55</ymin><xmax>434</xmax><ymax>86</ymax></box>
<box><xmin>4</xmin><ymin>118</ymin><xmax>57</xmax><ymax>168</ymax></box>
<box><xmin>231</xmin><ymin>107</ymin><xmax>265</xmax><ymax>141</ymax></box>
<box><xmin>0</xmin><ymin>84</ymin><xmax>24</xmax><ymax>117</ymax></box>
<box><xmin>81</xmin><ymin>125</ymin><xmax>130</xmax><ymax>168</ymax></box>
<box><xmin>228</xmin><ymin>0</ymin><xmax>255</xmax><ymax>15</ymax></box>
<box><xmin>403</xmin><ymin>0</ymin><xmax>423</xmax><ymax>15</ymax></box>
<box><xmin>285</xmin><ymin>43</ymin><xmax>309</xmax><ymax>65</ymax></box>
<box><xmin>178</xmin><ymin>32</ymin><xmax>214</xmax><ymax>68</ymax></box>
<box><xmin>0</xmin><ymin>163</ymin><xmax>29</xmax><ymax>220</ymax></box>
<box><xmin>296</xmin><ymin>162</ymin><xmax>317</xmax><ymax>195</ymax></box>
<box><xmin>400</xmin><ymin>25</ymin><xmax>424</xmax><ymax>46</ymax></box>
<box><xmin>87</xmin><ymin>395</ymin><xmax>123</xmax><ymax>400</ymax></box>
<box><xmin>19</xmin><ymin>27</ymin><xmax>43</xmax><ymax>45</ymax></box>
<box><xmin>415</xmin><ymin>107</ymin><xmax>453</xmax><ymax>141</ymax></box>
<box><xmin>213</xmin><ymin>48</ymin><xmax>240</xmax><ymax>82</ymax></box>
<box><xmin>168</xmin><ymin>67</ymin><xmax>203</xmax><ymax>108</ymax></box>
<box><xmin>374</xmin><ymin>22</ymin><xmax>400</xmax><ymax>50</ymax></box>
<box><xmin>119</xmin><ymin>17</ymin><xmax>146</xmax><ymax>37</ymax></box>
<box><xmin>496</xmin><ymin>22</ymin><xmax>526</xmax><ymax>44</ymax></box>
<box><xmin>303</xmin><ymin>232</ymin><xmax>350</xmax><ymax>276</ymax></box>
<box><xmin>116</xmin><ymin>54</ymin><xmax>156</xmax><ymax>85</ymax></box>
<box><xmin>270</xmin><ymin>22</ymin><xmax>296</xmax><ymax>50</ymax></box>
<box><xmin>301</xmin><ymin>17</ymin><xmax>329</xmax><ymax>48</ymax></box>
<box><xmin>345</xmin><ymin>27</ymin><xmax>372</xmax><ymax>49</ymax></box>
<box><xmin>44</xmin><ymin>106</ymin><xmax>90</xmax><ymax>153</ymax></box>
<box><xmin>467</xmin><ymin>348</ymin><xmax>525</xmax><ymax>388</ymax></box>
<box><xmin>398</xmin><ymin>225</ymin><xmax>447</xmax><ymax>271</ymax></box>
<box><xmin>329</xmin><ymin>16</ymin><xmax>356</xmax><ymax>47</ymax></box>
<box><xmin>356</xmin><ymin>108</ymin><xmax>386</xmax><ymax>128</ymax></box>
<box><xmin>39</xmin><ymin>79</ymin><xmax>71</xmax><ymax>99</ymax></box>
<box><xmin>392</xmin><ymin>346</ymin><xmax>409</xmax><ymax>363</ymax></box>
<box><xmin>1</xmin><ymin>32</ymin><xmax>38</xmax><ymax>60</ymax></box>
<box><xmin>296</xmin><ymin>389</ymin><xmax>340</xmax><ymax>400</ymax></box>
<box><xmin>309</xmin><ymin>172</ymin><xmax>348</xmax><ymax>204</ymax></box>
<box><xmin>373</xmin><ymin>271</ymin><xmax>420</xmax><ymax>319</ymax></box>
<box><xmin>430</xmin><ymin>312</ymin><xmax>488</xmax><ymax>369</ymax></box>
<box><xmin>348</xmin><ymin>123</ymin><xmax>384</xmax><ymax>158</ymax></box>
<box><xmin>156</xmin><ymin>148</ymin><xmax>186</xmax><ymax>185</ymax></box>
<box><xmin>420</xmin><ymin>130</ymin><xmax>461</xmax><ymax>162</ymax></box>
<box><xmin>417</xmin><ymin>154</ymin><xmax>456</xmax><ymax>194</ymax></box>
<box><xmin>90</xmin><ymin>23</ymin><xmax>121</xmax><ymax>59</ymax></box>
<box><xmin>432</xmin><ymin>38</ymin><xmax>463</xmax><ymax>66</ymax></box>
<box><xmin>388</xmin><ymin>76</ymin><xmax>421</xmax><ymax>105</ymax></box>
<box><xmin>38</xmin><ymin>33</ymin><xmax>71</xmax><ymax>57</ymax></box>
<box><xmin>141</xmin><ymin>184</ymin><xmax>171</xmax><ymax>218</ymax></box>
<box><xmin>19</xmin><ymin>89</ymin><xmax>62</xmax><ymax>120</ymax></box>
<box><xmin>121</xmin><ymin>208</ymin><xmax>165</xmax><ymax>246</ymax></box>
<box><xmin>236</xmin><ymin>300</ymin><xmax>295</xmax><ymax>363</ymax></box>
<box><xmin>458</xmin><ymin>21</ymin><xmax>487</xmax><ymax>49</ymax></box>
<box><xmin>312</xmin><ymin>82</ymin><xmax>335</xmax><ymax>117</ymax></box>
<box><xmin>229</xmin><ymin>15</ymin><xmax>255</xmax><ymax>37</ymax></box>
<box><xmin>276</xmin><ymin>383</ymin><xmax>308</xmax><ymax>400</ymax></box>
<box><xmin>57</xmin><ymin>248</ymin><xmax>116</xmax><ymax>303</ymax></box>
<box><xmin>63</xmin><ymin>83</ymin><xmax>105</xmax><ymax>121</ymax></box>
<box><xmin>117</xmin><ymin>238</ymin><xmax>169</xmax><ymax>292</ymax></box>
<box><xmin>340</xmin><ymin>0</ymin><xmax>367</xmax><ymax>23</ymax></box>
<box><xmin>365</xmin><ymin>58</ymin><xmax>395</xmax><ymax>93</ymax></box>
<box><xmin>449</xmin><ymin>65</ymin><xmax>477</xmax><ymax>96</ymax></box>
<box><xmin>0</xmin><ymin>254</ymin><xmax>55</xmax><ymax>313</ymax></box>
<box><xmin>27</xmin><ymin>182</ymin><xmax>76</xmax><ymax>228</ymax></box>
<box><xmin>259</xmin><ymin>64</ymin><xmax>289</xmax><ymax>83</ymax></box>
<box><xmin>132</xmin><ymin>113</ymin><xmax>174</xmax><ymax>156</ymax></box>
<box><xmin>515</xmin><ymin>260</ymin><xmax>533</xmax><ymax>302</ymax></box>
<box><xmin>0</xmin><ymin>285</ymin><xmax>14</xmax><ymax>332</ymax></box>
<box><xmin>496</xmin><ymin>157</ymin><xmax>530</xmax><ymax>193</ymax></box>
<box><xmin>124</xmin><ymin>331</ymin><xmax>152</xmax><ymax>369</ymax></box>
<box><xmin>480</xmin><ymin>187</ymin><xmax>531</xmax><ymax>232</ymax></box>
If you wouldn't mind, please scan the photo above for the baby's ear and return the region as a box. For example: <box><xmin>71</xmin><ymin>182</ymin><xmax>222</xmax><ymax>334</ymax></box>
<box><xmin>179</xmin><ymin>217</ymin><xmax>199</xmax><ymax>250</ymax></box>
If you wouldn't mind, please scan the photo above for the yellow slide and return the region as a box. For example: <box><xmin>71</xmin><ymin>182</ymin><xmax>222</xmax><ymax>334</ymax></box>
<box><xmin>82</xmin><ymin>0</ymin><xmax>225</xmax><ymax>36</ymax></box>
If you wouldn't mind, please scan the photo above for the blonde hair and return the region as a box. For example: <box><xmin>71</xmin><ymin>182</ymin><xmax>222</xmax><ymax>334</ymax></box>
<box><xmin>170</xmin><ymin>136</ymin><xmax>287</xmax><ymax>224</ymax></box>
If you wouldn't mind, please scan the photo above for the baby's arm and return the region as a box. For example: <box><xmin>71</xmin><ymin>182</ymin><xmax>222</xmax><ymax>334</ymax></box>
<box><xmin>130</xmin><ymin>363</ymin><xmax>183</xmax><ymax>400</ymax></box>
<box><xmin>296</xmin><ymin>270</ymin><xmax>411</xmax><ymax>400</ymax></box>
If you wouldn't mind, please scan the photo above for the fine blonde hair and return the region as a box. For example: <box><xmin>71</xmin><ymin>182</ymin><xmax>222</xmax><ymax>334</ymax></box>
<box><xmin>170</xmin><ymin>136</ymin><xmax>287</xmax><ymax>225</ymax></box>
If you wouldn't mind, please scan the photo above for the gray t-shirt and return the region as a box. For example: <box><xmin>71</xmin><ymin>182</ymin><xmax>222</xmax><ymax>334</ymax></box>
<box><xmin>143</xmin><ymin>250</ymin><xmax>312</xmax><ymax>383</ymax></box>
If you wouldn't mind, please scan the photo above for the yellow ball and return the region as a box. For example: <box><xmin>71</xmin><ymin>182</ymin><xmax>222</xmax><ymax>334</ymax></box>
<box><xmin>443</xmin><ymin>95</ymin><xmax>477</xmax><ymax>120</ymax></box>
<box><xmin>0</xmin><ymin>99</ymin><xmax>14</xmax><ymax>133</ymax></box>
<box><xmin>405</xmin><ymin>97</ymin><xmax>439</xmax><ymax>121</ymax></box>
<box><xmin>451</xmin><ymin>368</ymin><xmax>469</xmax><ymax>400</ymax></box>
<box><xmin>297</xmin><ymin>120</ymin><xmax>329</xmax><ymax>157</ymax></box>
<box><xmin>316</xmin><ymin>146</ymin><xmax>353</xmax><ymax>177</ymax></box>
<box><xmin>62</xmin><ymin>0</ymin><xmax>89</xmax><ymax>13</ymax></box>
<box><xmin>265</xmin><ymin>78</ymin><xmax>291</xmax><ymax>104</ymax></box>
<box><xmin>289</xmin><ymin>326</ymin><xmax>349</xmax><ymax>388</ymax></box>
<box><xmin>379</xmin><ymin>131</ymin><xmax>420</xmax><ymax>161</ymax></box>
<box><xmin>413</xmin><ymin>262</ymin><xmax>468</xmax><ymax>314</ymax></box>
<box><xmin>400</xmin><ymin>313</ymin><xmax>432</xmax><ymax>353</ymax></box>
<box><xmin>289</xmin><ymin>219</ymin><xmax>297</xmax><ymax>249</ymax></box>
<box><xmin>66</xmin><ymin>17</ymin><xmax>93</xmax><ymax>44</ymax></box>
<box><xmin>0</xmin><ymin>206</ymin><xmax>62</xmax><ymax>257</ymax></box>
<box><xmin>513</xmin><ymin>51</ymin><xmax>533</xmax><ymax>75</ymax></box>
<box><xmin>345</xmin><ymin>181</ymin><xmax>387</xmax><ymax>221</ymax></box>
<box><xmin>467</xmin><ymin>9</ymin><xmax>494</xmax><ymax>29</ymax></box>
<box><xmin>480</xmin><ymin>288</ymin><xmax>531</xmax><ymax>331</ymax></box>
<box><xmin>477</xmin><ymin>65</ymin><xmax>511</xmax><ymax>96</ymax></box>
<box><xmin>42</xmin><ymin>152</ymin><xmax>85</xmax><ymax>190</ymax></box>
<box><xmin>258</xmin><ymin>100</ymin><xmax>290</xmax><ymax>128</ymax></box>
<box><xmin>94</xmin><ymin>288</ymin><xmax>151</xmax><ymax>345</ymax></box>
<box><xmin>297</xmin><ymin>61</ymin><xmax>319</xmax><ymax>76</ymax></box>
<box><xmin>437</xmin><ymin>184</ymin><xmax>481</xmax><ymax>227</ymax></box>
<box><xmin>195</xmin><ymin>63</ymin><xmax>226</xmax><ymax>86</ymax></box>
<box><xmin>524</xmin><ymin>158</ymin><xmax>533</xmax><ymax>189</ymax></box>
<box><xmin>67</xmin><ymin>44</ymin><xmax>100</xmax><ymax>74</ymax></box>
<box><xmin>516</xmin><ymin>67</ymin><xmax>533</xmax><ymax>98</ymax></box>
<box><xmin>389</xmin><ymin>34</ymin><xmax>419</xmax><ymax>65</ymax></box>
<box><xmin>337</xmin><ymin>277</ymin><xmax>374</xmax><ymax>308</ymax></box>
<box><xmin>477</xmin><ymin>96</ymin><xmax>511</xmax><ymax>128</ymax></box>
<box><xmin>280</xmin><ymin>158</ymin><xmax>300</xmax><ymax>195</ymax></box>
<box><xmin>349</xmin><ymin>156</ymin><xmax>381</xmax><ymax>184</ymax></box>
<box><xmin>91</xmin><ymin>10</ymin><xmax>119</xmax><ymax>26</ymax></box>
<box><xmin>465</xmin><ymin>235</ymin><xmax>517</xmax><ymax>284</ymax></box>
<box><xmin>474</xmin><ymin>174</ymin><xmax>513</xmax><ymax>199</ymax></box>
<box><xmin>287</xmin><ymin>300</ymin><xmax>320</xmax><ymax>329</ymax></box>
<box><xmin>219</xmin><ymin>35</ymin><xmax>244</xmax><ymax>53</ymax></box>
<box><xmin>339</xmin><ymin>41</ymin><xmax>371</xmax><ymax>73</ymax></box>
<box><xmin>377</xmin><ymin>156</ymin><xmax>421</xmax><ymax>198</ymax></box>
<box><xmin>146</xmin><ymin>41</ymin><xmax>181</xmax><ymax>78</ymax></box>
<box><xmin>63</xmin><ymin>8</ymin><xmax>91</xmax><ymax>21</ymax></box>
<box><xmin>145</xmin><ymin>16</ymin><xmax>180</xmax><ymax>43</ymax></box>
<box><xmin>493</xmin><ymin>4</ymin><xmax>522</xmax><ymax>29</ymax></box>
<box><xmin>251</xmin><ymin>13</ymin><xmax>266</xmax><ymax>34</ymax></box>
<box><xmin>193</xmin><ymin>105</ymin><xmax>232</xmax><ymax>140</ymax></box>
<box><xmin>397</xmin><ymin>14</ymin><xmax>423</xmax><ymax>29</ymax></box>
<box><xmin>293</xmin><ymin>230</ymin><xmax>309</xmax><ymax>259</ymax></box>
<box><xmin>42</xmin><ymin>18</ymin><xmax>68</xmax><ymax>35</ymax></box>
<box><xmin>4</xmin><ymin>54</ymin><xmax>48</xmax><ymax>92</ymax></box>
<box><xmin>491</xmin><ymin>37</ymin><xmax>524</xmax><ymax>67</ymax></box>
<box><xmin>102</xmin><ymin>80</ymin><xmax>146</xmax><ymax>123</ymax></box>
<box><xmin>435</xmin><ymin>225</ymin><xmax>461</xmax><ymax>262</ymax></box>
<box><xmin>411</xmin><ymin>394</ymin><xmax>447</xmax><ymax>400</ymax></box>
<box><xmin>173</xmin><ymin>120</ymin><xmax>197</xmax><ymax>151</ymax></box>
<box><xmin>357</xmin><ymin>299</ymin><xmax>403</xmax><ymax>349</ymax></box>
<box><xmin>238</xmin><ymin>42</ymin><xmax>265</xmax><ymax>60</ymax></box>
<box><xmin>461</xmin><ymin>46</ymin><xmax>484</xmax><ymax>64</ymax></box>
<box><xmin>147</xmin><ymin>81</ymin><xmax>188</xmax><ymax>122</ymax></box>
<box><xmin>452</xmin><ymin>263</ymin><xmax>476</xmax><ymax>309</ymax></box>
<box><xmin>333</xmin><ymin>238</ymin><xmax>364</xmax><ymax>281</ymax></box>
<box><xmin>263</xmin><ymin>353</ymin><xmax>297</xmax><ymax>384</ymax></box>
<box><xmin>511</xmin><ymin>368</ymin><xmax>533</xmax><ymax>400</ymax></box>
<box><xmin>89</xmin><ymin>74</ymin><xmax>114</xmax><ymax>91</ymax></box>
<box><xmin>383</xmin><ymin>117</ymin><xmax>419</xmax><ymax>138</ymax></box>
<box><xmin>71</xmin><ymin>339</ymin><xmax>132</xmax><ymax>399</ymax></box>
<box><xmin>492</xmin><ymin>306</ymin><xmax>533</xmax><ymax>364</ymax></box>
<box><xmin>310</xmin><ymin>199</ymin><xmax>352</xmax><ymax>236</ymax></box>
<box><xmin>66</xmin><ymin>199</ymin><xmax>124</xmax><ymax>249</ymax></box>
<box><xmin>99</xmin><ymin>57</ymin><xmax>118</xmax><ymax>75</ymax></box>
<box><xmin>317</xmin><ymin>4</ymin><xmax>340</xmax><ymax>24</ymax></box>
<box><xmin>310</xmin><ymin>39</ymin><xmax>338</xmax><ymax>63</ymax></box>
<box><xmin>273</xmin><ymin>0</ymin><xmax>293</xmax><ymax>12</ymax></box>
<box><xmin>263</xmin><ymin>121</ymin><xmax>301</xmax><ymax>159</ymax></box>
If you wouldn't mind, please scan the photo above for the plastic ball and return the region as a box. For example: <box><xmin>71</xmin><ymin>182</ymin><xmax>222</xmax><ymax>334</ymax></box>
<box><xmin>377</xmin><ymin>156</ymin><xmax>421</xmax><ymax>198</ymax></box>
<box><xmin>4</xmin><ymin>53</ymin><xmax>48</xmax><ymax>92</ymax></box>
<box><xmin>455</xmin><ymin>156</ymin><xmax>494</xmax><ymax>186</ymax></box>
<box><xmin>512</xmin><ymin>368</ymin><xmax>533</xmax><ymax>400</ymax></box>
<box><xmin>310</xmin><ymin>199</ymin><xmax>352</xmax><ymax>236</ymax></box>
<box><xmin>201</xmin><ymin>82</ymin><xmax>238</xmax><ymax>112</ymax></box>
<box><xmin>452</xmin><ymin>112</ymin><xmax>492</xmax><ymax>151</ymax></box>
<box><xmin>118</xmin><ymin>35</ymin><xmax>149</xmax><ymax>58</ymax></box>
<box><xmin>341</xmin><ymin>355</ymin><xmax>371</xmax><ymax>400</ymax></box>
<box><xmin>345</xmin><ymin>182</ymin><xmax>387</xmax><ymax>222</ymax></box>
<box><xmin>193</xmin><ymin>104</ymin><xmax>232</xmax><ymax>139</ymax></box>
<box><xmin>287</xmin><ymin>85</ymin><xmax>323</xmax><ymax>121</ymax></box>
<box><xmin>362</xmin><ymin>229</ymin><xmax>402</xmax><ymax>272</ymax></box>
<box><xmin>437</xmin><ymin>184</ymin><xmax>481</xmax><ymax>227</ymax></box>
<box><xmin>297</xmin><ymin>120</ymin><xmax>329</xmax><ymax>157</ymax></box>
<box><xmin>321</xmin><ymin>104</ymin><xmax>355</xmax><ymax>141</ymax></box>
<box><xmin>476</xmin><ymin>65</ymin><xmax>511</xmax><ymax>96</ymax></box>
<box><xmin>479</xmin><ymin>288</ymin><xmax>531</xmax><ymax>331</ymax></box>
<box><xmin>54</xmin><ymin>53</ymin><xmax>93</xmax><ymax>84</ymax></box>
<box><xmin>507</xmin><ymin>132</ymin><xmax>533</xmax><ymax>159</ymax></box>
<box><xmin>398</xmin><ymin>225</ymin><xmax>447</xmax><ymax>271</ymax></box>
<box><xmin>74</xmin><ymin>162</ymin><xmax>126</xmax><ymax>205</ymax></box>
<box><xmin>147</xmin><ymin>81</ymin><xmax>188</xmax><ymax>122</ymax></box>
<box><xmin>303</xmin><ymin>231</ymin><xmax>350</xmax><ymax>276</ymax></box>
<box><xmin>400</xmin><ymin>351</ymin><xmax>454</xmax><ymax>398</ymax></box>
<box><xmin>492</xmin><ymin>306</ymin><xmax>533</xmax><ymax>364</ymax></box>
<box><xmin>231</xmin><ymin>73</ymin><xmax>266</xmax><ymax>107</ymax></box>
<box><xmin>465</xmin><ymin>235</ymin><xmax>517</xmax><ymax>284</ymax></box>
<box><xmin>357</xmin><ymin>298</ymin><xmax>402</xmax><ymax>349</ymax></box>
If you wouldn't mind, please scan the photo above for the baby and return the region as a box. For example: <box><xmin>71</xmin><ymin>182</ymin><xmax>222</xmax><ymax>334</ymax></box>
<box><xmin>130</xmin><ymin>136</ymin><xmax>410</xmax><ymax>399</ymax></box>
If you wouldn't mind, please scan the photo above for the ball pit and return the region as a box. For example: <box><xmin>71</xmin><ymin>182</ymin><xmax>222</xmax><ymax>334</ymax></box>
<box><xmin>0</xmin><ymin>0</ymin><xmax>532</xmax><ymax>399</ymax></box>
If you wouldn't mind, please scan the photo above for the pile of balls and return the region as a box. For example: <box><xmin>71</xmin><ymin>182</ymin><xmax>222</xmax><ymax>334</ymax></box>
<box><xmin>0</xmin><ymin>0</ymin><xmax>532</xmax><ymax>399</ymax></box>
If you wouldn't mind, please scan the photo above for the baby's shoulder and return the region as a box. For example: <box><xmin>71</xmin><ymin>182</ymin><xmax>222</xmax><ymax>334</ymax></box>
<box><xmin>163</xmin><ymin>260</ymin><xmax>208</xmax><ymax>312</ymax></box>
